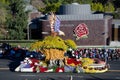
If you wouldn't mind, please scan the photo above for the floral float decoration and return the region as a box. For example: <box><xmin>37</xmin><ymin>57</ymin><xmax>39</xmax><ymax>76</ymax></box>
<box><xmin>48</xmin><ymin>12</ymin><xmax>65</xmax><ymax>37</ymax></box>
<box><xmin>30</xmin><ymin>36</ymin><xmax>77</xmax><ymax>60</ymax></box>
<box><xmin>15</xmin><ymin>36</ymin><xmax>109</xmax><ymax>73</ymax></box>
<box><xmin>15</xmin><ymin>36</ymin><xmax>77</xmax><ymax>73</ymax></box>
<box><xmin>74</xmin><ymin>23</ymin><xmax>89</xmax><ymax>40</ymax></box>
<box><xmin>15</xmin><ymin>57</ymin><xmax>109</xmax><ymax>73</ymax></box>
<box><xmin>14</xmin><ymin>10</ymin><xmax>109</xmax><ymax>73</ymax></box>
<box><xmin>81</xmin><ymin>58</ymin><xmax>109</xmax><ymax>73</ymax></box>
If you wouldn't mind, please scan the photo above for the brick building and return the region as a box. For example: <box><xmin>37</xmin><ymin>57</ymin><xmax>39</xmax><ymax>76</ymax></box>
<box><xmin>30</xmin><ymin>3</ymin><xmax>113</xmax><ymax>46</ymax></box>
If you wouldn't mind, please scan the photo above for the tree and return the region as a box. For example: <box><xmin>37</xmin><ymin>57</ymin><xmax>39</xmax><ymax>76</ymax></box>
<box><xmin>104</xmin><ymin>2</ymin><xmax>115</xmax><ymax>13</ymax></box>
<box><xmin>0</xmin><ymin>7</ymin><xmax>7</xmax><ymax>39</ymax></box>
<box><xmin>79</xmin><ymin>0</ymin><xmax>93</xmax><ymax>4</ymax></box>
<box><xmin>0</xmin><ymin>0</ymin><xmax>9</xmax><ymax>39</ymax></box>
<box><xmin>113</xmin><ymin>0</ymin><xmax>120</xmax><ymax>9</ymax></box>
<box><xmin>91</xmin><ymin>3</ymin><xmax>104</xmax><ymax>12</ymax></box>
<box><xmin>113</xmin><ymin>8</ymin><xmax>120</xmax><ymax>19</ymax></box>
<box><xmin>92</xmin><ymin>0</ymin><xmax>108</xmax><ymax>5</ymax></box>
<box><xmin>6</xmin><ymin>0</ymin><xmax>28</xmax><ymax>40</ymax></box>
<box><xmin>38</xmin><ymin>0</ymin><xmax>62</xmax><ymax>13</ymax></box>
<box><xmin>38</xmin><ymin>0</ymin><xmax>93</xmax><ymax>14</ymax></box>
<box><xmin>30</xmin><ymin>0</ymin><xmax>46</xmax><ymax>11</ymax></box>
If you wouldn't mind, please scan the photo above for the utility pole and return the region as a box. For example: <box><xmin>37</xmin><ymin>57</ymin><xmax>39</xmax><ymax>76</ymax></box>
<box><xmin>27</xmin><ymin>13</ymin><xmax>31</xmax><ymax>40</ymax></box>
<box><xmin>27</xmin><ymin>23</ymin><xmax>30</xmax><ymax>40</ymax></box>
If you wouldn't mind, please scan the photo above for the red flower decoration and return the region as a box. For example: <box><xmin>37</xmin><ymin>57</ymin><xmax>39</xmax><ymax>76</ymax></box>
<box><xmin>39</xmin><ymin>67</ymin><xmax>48</xmax><ymax>72</ymax></box>
<box><xmin>55</xmin><ymin>67</ymin><xmax>64</xmax><ymax>72</ymax></box>
<box><xmin>74</xmin><ymin>23</ymin><xmax>89</xmax><ymax>38</ymax></box>
<box><xmin>67</xmin><ymin>58</ymin><xmax>81</xmax><ymax>66</ymax></box>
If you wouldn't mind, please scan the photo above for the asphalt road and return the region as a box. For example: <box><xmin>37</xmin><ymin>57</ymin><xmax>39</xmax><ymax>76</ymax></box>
<box><xmin>0</xmin><ymin>59</ymin><xmax>120</xmax><ymax>80</ymax></box>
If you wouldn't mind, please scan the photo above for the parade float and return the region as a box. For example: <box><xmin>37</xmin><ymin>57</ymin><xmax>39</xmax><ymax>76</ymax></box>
<box><xmin>15</xmin><ymin>12</ymin><xmax>109</xmax><ymax>73</ymax></box>
<box><xmin>15</xmin><ymin>36</ymin><xmax>109</xmax><ymax>73</ymax></box>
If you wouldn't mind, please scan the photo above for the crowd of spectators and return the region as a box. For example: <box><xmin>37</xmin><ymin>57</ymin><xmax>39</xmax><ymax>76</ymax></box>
<box><xmin>0</xmin><ymin>43</ymin><xmax>45</xmax><ymax>61</ymax></box>
<box><xmin>67</xmin><ymin>48</ymin><xmax>120</xmax><ymax>62</ymax></box>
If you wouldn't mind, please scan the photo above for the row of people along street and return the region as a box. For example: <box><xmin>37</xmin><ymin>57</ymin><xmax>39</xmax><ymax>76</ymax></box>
<box><xmin>66</xmin><ymin>48</ymin><xmax>120</xmax><ymax>62</ymax></box>
<box><xmin>0</xmin><ymin>43</ymin><xmax>120</xmax><ymax>62</ymax></box>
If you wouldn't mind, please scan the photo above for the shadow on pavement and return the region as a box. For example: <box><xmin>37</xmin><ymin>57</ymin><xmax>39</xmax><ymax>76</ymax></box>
<box><xmin>8</xmin><ymin>60</ymin><xmax>21</xmax><ymax>72</ymax></box>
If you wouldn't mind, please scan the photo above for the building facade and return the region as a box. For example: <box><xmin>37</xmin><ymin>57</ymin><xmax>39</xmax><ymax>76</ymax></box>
<box><xmin>112</xmin><ymin>20</ymin><xmax>120</xmax><ymax>41</ymax></box>
<box><xmin>30</xmin><ymin>3</ymin><xmax>113</xmax><ymax>46</ymax></box>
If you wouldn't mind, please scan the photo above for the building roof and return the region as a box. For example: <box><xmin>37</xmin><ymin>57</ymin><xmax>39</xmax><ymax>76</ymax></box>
<box><xmin>56</xmin><ymin>14</ymin><xmax>104</xmax><ymax>20</ymax></box>
<box><xmin>58</xmin><ymin>4</ymin><xmax>91</xmax><ymax>15</ymax></box>
<box><xmin>39</xmin><ymin>3</ymin><xmax>111</xmax><ymax>21</ymax></box>
<box><xmin>55</xmin><ymin>3</ymin><xmax>104</xmax><ymax>20</ymax></box>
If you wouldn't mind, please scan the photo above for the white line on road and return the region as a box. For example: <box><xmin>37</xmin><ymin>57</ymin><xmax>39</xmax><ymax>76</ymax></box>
<box><xmin>0</xmin><ymin>68</ymin><xmax>9</xmax><ymax>70</ymax></box>
<box><xmin>108</xmin><ymin>70</ymin><xmax>120</xmax><ymax>72</ymax></box>
<box><xmin>20</xmin><ymin>75</ymin><xmax>36</xmax><ymax>77</ymax></box>
<box><xmin>67</xmin><ymin>75</ymin><xmax>83</xmax><ymax>78</ymax></box>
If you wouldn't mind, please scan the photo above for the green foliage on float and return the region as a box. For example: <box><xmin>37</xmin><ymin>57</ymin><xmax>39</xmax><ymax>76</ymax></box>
<box><xmin>30</xmin><ymin>36</ymin><xmax>77</xmax><ymax>51</ymax></box>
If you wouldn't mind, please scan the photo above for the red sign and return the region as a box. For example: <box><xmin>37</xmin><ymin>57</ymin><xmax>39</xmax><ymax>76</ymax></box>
<box><xmin>74</xmin><ymin>23</ymin><xmax>89</xmax><ymax>39</ymax></box>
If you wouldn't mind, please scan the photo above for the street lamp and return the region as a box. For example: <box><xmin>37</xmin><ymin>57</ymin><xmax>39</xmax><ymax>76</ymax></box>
<box><xmin>27</xmin><ymin>22</ymin><xmax>32</xmax><ymax>40</ymax></box>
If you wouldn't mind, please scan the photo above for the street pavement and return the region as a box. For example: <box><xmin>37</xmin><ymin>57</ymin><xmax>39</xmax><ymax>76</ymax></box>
<box><xmin>0</xmin><ymin>59</ymin><xmax>120</xmax><ymax>80</ymax></box>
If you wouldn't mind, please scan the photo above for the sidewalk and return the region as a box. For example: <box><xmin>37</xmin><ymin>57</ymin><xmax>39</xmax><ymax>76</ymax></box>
<box><xmin>77</xmin><ymin>41</ymin><xmax>120</xmax><ymax>48</ymax></box>
<box><xmin>110</xmin><ymin>41</ymin><xmax>120</xmax><ymax>47</ymax></box>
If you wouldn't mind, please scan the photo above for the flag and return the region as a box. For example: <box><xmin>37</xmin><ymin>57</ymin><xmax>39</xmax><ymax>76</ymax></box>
<box><xmin>54</xmin><ymin>16</ymin><xmax>60</xmax><ymax>32</ymax></box>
